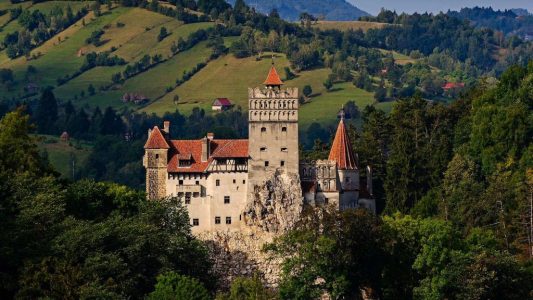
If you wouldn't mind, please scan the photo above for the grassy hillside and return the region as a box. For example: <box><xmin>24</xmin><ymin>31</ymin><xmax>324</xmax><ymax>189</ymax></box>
<box><xmin>36</xmin><ymin>134</ymin><xmax>92</xmax><ymax>179</ymax></box>
<box><xmin>0</xmin><ymin>3</ymin><xmax>383</xmax><ymax>130</ymax></box>
<box><xmin>146</xmin><ymin>52</ymin><xmax>378</xmax><ymax>128</ymax></box>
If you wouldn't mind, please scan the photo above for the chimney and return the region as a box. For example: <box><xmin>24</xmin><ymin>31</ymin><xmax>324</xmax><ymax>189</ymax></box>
<box><xmin>201</xmin><ymin>136</ymin><xmax>210</xmax><ymax>162</ymax></box>
<box><xmin>207</xmin><ymin>132</ymin><xmax>214</xmax><ymax>140</ymax></box>
<box><xmin>163</xmin><ymin>121</ymin><xmax>170</xmax><ymax>135</ymax></box>
<box><xmin>366</xmin><ymin>165</ymin><xmax>373</xmax><ymax>196</ymax></box>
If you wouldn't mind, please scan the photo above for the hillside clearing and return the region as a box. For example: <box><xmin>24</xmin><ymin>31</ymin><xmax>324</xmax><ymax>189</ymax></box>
<box><xmin>36</xmin><ymin>135</ymin><xmax>92</xmax><ymax>179</ymax></box>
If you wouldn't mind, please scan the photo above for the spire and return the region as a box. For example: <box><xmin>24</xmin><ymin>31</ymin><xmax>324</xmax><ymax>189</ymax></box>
<box><xmin>263</xmin><ymin>64</ymin><xmax>284</xmax><ymax>86</ymax></box>
<box><xmin>328</xmin><ymin>114</ymin><xmax>357</xmax><ymax>170</ymax></box>
<box><xmin>144</xmin><ymin>126</ymin><xmax>170</xmax><ymax>149</ymax></box>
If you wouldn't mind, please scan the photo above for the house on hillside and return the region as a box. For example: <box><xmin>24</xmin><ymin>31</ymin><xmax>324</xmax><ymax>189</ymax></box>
<box><xmin>212</xmin><ymin>98</ymin><xmax>233</xmax><ymax>111</ymax></box>
<box><xmin>442</xmin><ymin>82</ymin><xmax>465</xmax><ymax>91</ymax></box>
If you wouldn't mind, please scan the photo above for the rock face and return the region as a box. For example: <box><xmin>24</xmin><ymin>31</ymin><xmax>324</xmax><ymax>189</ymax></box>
<box><xmin>244</xmin><ymin>171</ymin><xmax>304</xmax><ymax>234</ymax></box>
<box><xmin>199</xmin><ymin>171</ymin><xmax>304</xmax><ymax>289</ymax></box>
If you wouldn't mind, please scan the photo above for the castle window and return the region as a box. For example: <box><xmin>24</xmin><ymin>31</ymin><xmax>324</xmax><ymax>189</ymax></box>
<box><xmin>216</xmin><ymin>179</ymin><xmax>220</xmax><ymax>186</ymax></box>
<box><xmin>224</xmin><ymin>196</ymin><xmax>230</xmax><ymax>204</ymax></box>
<box><xmin>179</xmin><ymin>180</ymin><xmax>183</xmax><ymax>185</ymax></box>
<box><xmin>281</xmin><ymin>147</ymin><xmax>288</xmax><ymax>152</ymax></box>
<box><xmin>195</xmin><ymin>181</ymin><xmax>199</xmax><ymax>185</ymax></box>
<box><xmin>281</xmin><ymin>161</ymin><xmax>285</xmax><ymax>167</ymax></box>
<box><xmin>192</xmin><ymin>219</ymin><xmax>199</xmax><ymax>226</ymax></box>
<box><xmin>233</xmin><ymin>179</ymin><xmax>236</xmax><ymax>184</ymax></box>
<box><xmin>282</xmin><ymin>127</ymin><xmax>287</xmax><ymax>132</ymax></box>
<box><xmin>185</xmin><ymin>193</ymin><xmax>191</xmax><ymax>204</ymax></box>
<box><xmin>155</xmin><ymin>154</ymin><xmax>159</xmax><ymax>159</ymax></box>
<box><xmin>243</xmin><ymin>180</ymin><xmax>246</xmax><ymax>184</ymax></box>
<box><xmin>265</xmin><ymin>161</ymin><xmax>269</xmax><ymax>167</ymax></box>
<box><xmin>261</xmin><ymin>127</ymin><xmax>266</xmax><ymax>133</ymax></box>
<box><xmin>260</xmin><ymin>147</ymin><xmax>267</xmax><ymax>152</ymax></box>
<box><xmin>226</xmin><ymin>217</ymin><xmax>232</xmax><ymax>225</ymax></box>
<box><xmin>215</xmin><ymin>217</ymin><xmax>221</xmax><ymax>224</ymax></box>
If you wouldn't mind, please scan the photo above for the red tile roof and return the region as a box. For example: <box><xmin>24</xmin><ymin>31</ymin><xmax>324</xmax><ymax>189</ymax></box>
<box><xmin>442</xmin><ymin>82</ymin><xmax>465</xmax><ymax>90</ymax></box>
<box><xmin>213</xmin><ymin>98</ymin><xmax>232</xmax><ymax>106</ymax></box>
<box><xmin>264</xmin><ymin>65</ymin><xmax>284</xmax><ymax>86</ymax></box>
<box><xmin>167</xmin><ymin>139</ymin><xmax>249</xmax><ymax>173</ymax></box>
<box><xmin>328</xmin><ymin>119</ymin><xmax>358</xmax><ymax>170</ymax></box>
<box><xmin>144</xmin><ymin>126</ymin><xmax>170</xmax><ymax>149</ymax></box>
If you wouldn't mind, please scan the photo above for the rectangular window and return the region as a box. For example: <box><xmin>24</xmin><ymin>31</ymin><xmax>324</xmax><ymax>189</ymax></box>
<box><xmin>215</xmin><ymin>217</ymin><xmax>221</xmax><ymax>224</ymax></box>
<box><xmin>281</xmin><ymin>161</ymin><xmax>285</xmax><ymax>167</ymax></box>
<box><xmin>224</xmin><ymin>196</ymin><xmax>230</xmax><ymax>204</ymax></box>
<box><xmin>226</xmin><ymin>217</ymin><xmax>232</xmax><ymax>224</ymax></box>
<box><xmin>195</xmin><ymin>180</ymin><xmax>199</xmax><ymax>185</ymax></box>
<box><xmin>265</xmin><ymin>161</ymin><xmax>269</xmax><ymax>167</ymax></box>
<box><xmin>179</xmin><ymin>180</ymin><xmax>183</xmax><ymax>185</ymax></box>
<box><xmin>233</xmin><ymin>179</ymin><xmax>236</xmax><ymax>184</ymax></box>
<box><xmin>216</xmin><ymin>179</ymin><xmax>220</xmax><ymax>186</ymax></box>
<box><xmin>243</xmin><ymin>180</ymin><xmax>246</xmax><ymax>184</ymax></box>
<box><xmin>185</xmin><ymin>193</ymin><xmax>191</xmax><ymax>204</ymax></box>
<box><xmin>193</xmin><ymin>218</ymin><xmax>199</xmax><ymax>226</ymax></box>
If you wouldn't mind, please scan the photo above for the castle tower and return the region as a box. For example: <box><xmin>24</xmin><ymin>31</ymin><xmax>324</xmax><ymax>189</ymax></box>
<box><xmin>248</xmin><ymin>64</ymin><xmax>299</xmax><ymax>187</ymax></box>
<box><xmin>329</xmin><ymin>110</ymin><xmax>360</xmax><ymax>208</ymax></box>
<box><xmin>143</xmin><ymin>125</ymin><xmax>170</xmax><ymax>200</ymax></box>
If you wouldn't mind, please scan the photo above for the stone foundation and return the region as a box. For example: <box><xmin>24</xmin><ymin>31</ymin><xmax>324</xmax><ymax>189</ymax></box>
<box><xmin>199</xmin><ymin>171</ymin><xmax>304</xmax><ymax>289</ymax></box>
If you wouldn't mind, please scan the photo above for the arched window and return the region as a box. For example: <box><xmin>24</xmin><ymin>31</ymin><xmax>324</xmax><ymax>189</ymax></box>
<box><xmin>282</xmin><ymin>127</ymin><xmax>287</xmax><ymax>132</ymax></box>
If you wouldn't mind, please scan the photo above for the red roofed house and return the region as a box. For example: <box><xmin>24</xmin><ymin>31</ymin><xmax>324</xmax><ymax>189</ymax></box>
<box><xmin>144</xmin><ymin>65</ymin><xmax>374</xmax><ymax>233</ymax></box>
<box><xmin>212</xmin><ymin>98</ymin><xmax>233</xmax><ymax>111</ymax></box>
<box><xmin>442</xmin><ymin>82</ymin><xmax>465</xmax><ymax>91</ymax></box>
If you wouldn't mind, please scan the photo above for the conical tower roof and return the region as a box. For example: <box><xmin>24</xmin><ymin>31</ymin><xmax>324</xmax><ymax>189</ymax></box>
<box><xmin>144</xmin><ymin>126</ymin><xmax>170</xmax><ymax>149</ymax></box>
<box><xmin>328</xmin><ymin>115</ymin><xmax>357</xmax><ymax>170</ymax></box>
<box><xmin>264</xmin><ymin>65</ymin><xmax>284</xmax><ymax>86</ymax></box>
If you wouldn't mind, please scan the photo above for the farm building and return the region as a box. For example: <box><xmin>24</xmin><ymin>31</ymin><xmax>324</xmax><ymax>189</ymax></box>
<box><xmin>212</xmin><ymin>98</ymin><xmax>233</xmax><ymax>111</ymax></box>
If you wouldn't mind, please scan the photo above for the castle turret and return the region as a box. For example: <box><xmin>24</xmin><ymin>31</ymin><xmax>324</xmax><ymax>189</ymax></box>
<box><xmin>143</xmin><ymin>125</ymin><xmax>170</xmax><ymax>200</ymax></box>
<box><xmin>329</xmin><ymin>110</ymin><xmax>359</xmax><ymax>208</ymax></box>
<box><xmin>248</xmin><ymin>64</ymin><xmax>299</xmax><ymax>188</ymax></box>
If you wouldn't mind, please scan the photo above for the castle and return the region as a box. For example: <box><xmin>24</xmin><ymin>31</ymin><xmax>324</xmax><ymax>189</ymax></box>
<box><xmin>144</xmin><ymin>65</ymin><xmax>375</xmax><ymax>233</ymax></box>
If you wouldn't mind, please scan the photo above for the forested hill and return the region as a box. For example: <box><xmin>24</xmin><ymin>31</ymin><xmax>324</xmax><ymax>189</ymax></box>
<box><xmin>447</xmin><ymin>7</ymin><xmax>533</xmax><ymax>40</ymax></box>
<box><xmin>226</xmin><ymin>0</ymin><xmax>370</xmax><ymax>21</ymax></box>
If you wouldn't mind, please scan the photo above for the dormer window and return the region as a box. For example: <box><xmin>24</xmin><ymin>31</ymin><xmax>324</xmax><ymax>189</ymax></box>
<box><xmin>179</xmin><ymin>160</ymin><xmax>192</xmax><ymax>167</ymax></box>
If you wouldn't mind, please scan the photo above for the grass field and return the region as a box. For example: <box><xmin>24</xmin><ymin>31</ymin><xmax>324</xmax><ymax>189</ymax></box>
<box><xmin>0</xmin><ymin>1</ymin><xmax>92</xmax><ymax>42</ymax></box>
<box><xmin>35</xmin><ymin>134</ymin><xmax>92</xmax><ymax>179</ymax></box>
<box><xmin>73</xmin><ymin>40</ymin><xmax>214</xmax><ymax>109</ymax></box>
<box><xmin>300</xmin><ymin>82</ymin><xmax>376</xmax><ymax>129</ymax></box>
<box><xmin>378</xmin><ymin>49</ymin><xmax>417</xmax><ymax>65</ymax></box>
<box><xmin>312</xmin><ymin>21</ymin><xmax>390</xmax><ymax>32</ymax></box>
<box><xmin>144</xmin><ymin>51</ymin><xmax>378</xmax><ymax>128</ymax></box>
<box><xmin>0</xmin><ymin>7</ymin><xmax>131</xmax><ymax>98</ymax></box>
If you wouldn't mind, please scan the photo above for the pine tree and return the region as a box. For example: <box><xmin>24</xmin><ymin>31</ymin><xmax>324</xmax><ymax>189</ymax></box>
<box><xmin>35</xmin><ymin>88</ymin><xmax>58</xmax><ymax>134</ymax></box>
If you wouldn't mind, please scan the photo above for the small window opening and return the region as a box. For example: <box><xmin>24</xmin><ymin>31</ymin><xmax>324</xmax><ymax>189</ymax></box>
<box><xmin>224</xmin><ymin>196</ymin><xmax>230</xmax><ymax>204</ymax></box>
<box><xmin>192</xmin><ymin>219</ymin><xmax>199</xmax><ymax>226</ymax></box>
<box><xmin>226</xmin><ymin>217</ymin><xmax>232</xmax><ymax>224</ymax></box>
<box><xmin>265</xmin><ymin>161</ymin><xmax>269</xmax><ymax>167</ymax></box>
<box><xmin>216</xmin><ymin>179</ymin><xmax>220</xmax><ymax>186</ymax></box>
<box><xmin>215</xmin><ymin>217</ymin><xmax>221</xmax><ymax>224</ymax></box>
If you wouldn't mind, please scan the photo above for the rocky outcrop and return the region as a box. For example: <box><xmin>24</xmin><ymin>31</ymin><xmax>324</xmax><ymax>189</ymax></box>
<box><xmin>244</xmin><ymin>171</ymin><xmax>304</xmax><ymax>233</ymax></box>
<box><xmin>200</xmin><ymin>171</ymin><xmax>304</xmax><ymax>289</ymax></box>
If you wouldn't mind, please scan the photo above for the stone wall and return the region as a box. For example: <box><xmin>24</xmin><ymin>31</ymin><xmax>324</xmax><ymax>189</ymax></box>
<box><xmin>199</xmin><ymin>171</ymin><xmax>304</xmax><ymax>289</ymax></box>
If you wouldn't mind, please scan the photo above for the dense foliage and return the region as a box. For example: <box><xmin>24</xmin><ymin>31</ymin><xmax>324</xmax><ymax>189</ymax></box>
<box><xmin>0</xmin><ymin>110</ymin><xmax>215</xmax><ymax>299</ymax></box>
